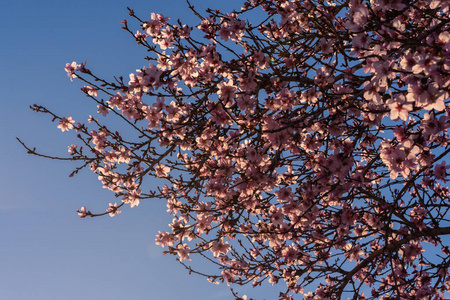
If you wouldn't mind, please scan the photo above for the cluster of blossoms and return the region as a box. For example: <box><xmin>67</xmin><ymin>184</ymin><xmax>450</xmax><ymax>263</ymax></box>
<box><xmin>25</xmin><ymin>0</ymin><xmax>450</xmax><ymax>299</ymax></box>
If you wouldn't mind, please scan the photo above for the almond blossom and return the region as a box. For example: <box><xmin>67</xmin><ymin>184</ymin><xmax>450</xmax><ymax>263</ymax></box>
<box><xmin>106</xmin><ymin>203</ymin><xmax>121</xmax><ymax>217</ymax></box>
<box><xmin>77</xmin><ymin>206</ymin><xmax>87</xmax><ymax>218</ymax></box>
<box><xmin>57</xmin><ymin>117</ymin><xmax>75</xmax><ymax>132</ymax></box>
<box><xmin>23</xmin><ymin>1</ymin><xmax>450</xmax><ymax>299</ymax></box>
<box><xmin>155</xmin><ymin>164</ymin><xmax>170</xmax><ymax>178</ymax></box>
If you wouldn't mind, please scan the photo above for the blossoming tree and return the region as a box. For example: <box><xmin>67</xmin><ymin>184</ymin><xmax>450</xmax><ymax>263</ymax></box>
<box><xmin>20</xmin><ymin>0</ymin><xmax>450</xmax><ymax>299</ymax></box>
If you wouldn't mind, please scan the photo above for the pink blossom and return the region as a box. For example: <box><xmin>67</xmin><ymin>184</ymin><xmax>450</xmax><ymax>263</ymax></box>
<box><xmin>434</xmin><ymin>161</ymin><xmax>449</xmax><ymax>182</ymax></box>
<box><xmin>67</xmin><ymin>144</ymin><xmax>77</xmax><ymax>155</ymax></box>
<box><xmin>387</xmin><ymin>94</ymin><xmax>413</xmax><ymax>121</ymax></box>
<box><xmin>402</xmin><ymin>243</ymin><xmax>423</xmax><ymax>263</ymax></box>
<box><xmin>64</xmin><ymin>61</ymin><xmax>80</xmax><ymax>81</ymax></box>
<box><xmin>217</xmin><ymin>80</ymin><xmax>236</xmax><ymax>101</ymax></box>
<box><xmin>319</xmin><ymin>37</ymin><xmax>333</xmax><ymax>55</ymax></box>
<box><xmin>176</xmin><ymin>243</ymin><xmax>191</xmax><ymax>261</ymax></box>
<box><xmin>155</xmin><ymin>231</ymin><xmax>176</xmax><ymax>247</ymax></box>
<box><xmin>106</xmin><ymin>203</ymin><xmax>121</xmax><ymax>217</ymax></box>
<box><xmin>155</xmin><ymin>164</ymin><xmax>170</xmax><ymax>177</ymax></box>
<box><xmin>274</xmin><ymin>187</ymin><xmax>293</xmax><ymax>202</ymax></box>
<box><xmin>270</xmin><ymin>208</ymin><xmax>285</xmax><ymax>226</ymax></box>
<box><xmin>166</xmin><ymin>101</ymin><xmax>181</xmax><ymax>122</ymax></box>
<box><xmin>77</xmin><ymin>206</ymin><xmax>87</xmax><ymax>218</ymax></box>
<box><xmin>412</xmin><ymin>53</ymin><xmax>438</xmax><ymax>75</ymax></box>
<box><xmin>144</xmin><ymin>13</ymin><xmax>169</xmax><ymax>36</ymax></box>
<box><xmin>344</xmin><ymin>244</ymin><xmax>364</xmax><ymax>262</ymax></box>
<box><xmin>57</xmin><ymin>117</ymin><xmax>75</xmax><ymax>132</ymax></box>
<box><xmin>124</xmin><ymin>189</ymin><xmax>141</xmax><ymax>208</ymax></box>
<box><xmin>210</xmin><ymin>240</ymin><xmax>230</xmax><ymax>257</ymax></box>
<box><xmin>97</xmin><ymin>105</ymin><xmax>108</xmax><ymax>117</ymax></box>
<box><xmin>134</xmin><ymin>30</ymin><xmax>148</xmax><ymax>42</ymax></box>
<box><xmin>82</xmin><ymin>85</ymin><xmax>98</xmax><ymax>97</ymax></box>
<box><xmin>399</xmin><ymin>50</ymin><xmax>417</xmax><ymax>72</ymax></box>
<box><xmin>252</xmin><ymin>50</ymin><xmax>268</xmax><ymax>69</ymax></box>
<box><xmin>281</xmin><ymin>245</ymin><xmax>300</xmax><ymax>265</ymax></box>
<box><xmin>28</xmin><ymin>2</ymin><xmax>450</xmax><ymax>299</ymax></box>
<box><xmin>420</xmin><ymin>82</ymin><xmax>447</xmax><ymax>111</ymax></box>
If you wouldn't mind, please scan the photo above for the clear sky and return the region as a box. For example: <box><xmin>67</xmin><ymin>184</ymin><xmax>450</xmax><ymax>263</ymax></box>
<box><xmin>0</xmin><ymin>1</ymin><xmax>279</xmax><ymax>299</ymax></box>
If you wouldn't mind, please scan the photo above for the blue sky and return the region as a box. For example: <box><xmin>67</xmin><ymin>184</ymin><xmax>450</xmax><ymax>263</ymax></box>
<box><xmin>0</xmin><ymin>1</ymin><xmax>279</xmax><ymax>299</ymax></box>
